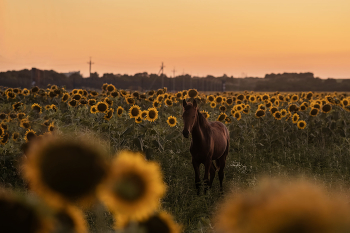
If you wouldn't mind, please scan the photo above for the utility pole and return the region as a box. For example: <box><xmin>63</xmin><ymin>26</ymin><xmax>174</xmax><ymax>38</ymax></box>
<box><xmin>172</xmin><ymin>67</ymin><xmax>176</xmax><ymax>92</ymax></box>
<box><xmin>87</xmin><ymin>57</ymin><xmax>94</xmax><ymax>78</ymax></box>
<box><xmin>158</xmin><ymin>62</ymin><xmax>165</xmax><ymax>88</ymax></box>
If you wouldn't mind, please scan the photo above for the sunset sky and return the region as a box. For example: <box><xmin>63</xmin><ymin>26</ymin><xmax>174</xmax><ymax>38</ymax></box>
<box><xmin>1</xmin><ymin>0</ymin><xmax>350</xmax><ymax>78</ymax></box>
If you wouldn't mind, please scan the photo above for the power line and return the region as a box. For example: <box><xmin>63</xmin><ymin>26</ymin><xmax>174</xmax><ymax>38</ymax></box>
<box><xmin>158</xmin><ymin>62</ymin><xmax>165</xmax><ymax>88</ymax></box>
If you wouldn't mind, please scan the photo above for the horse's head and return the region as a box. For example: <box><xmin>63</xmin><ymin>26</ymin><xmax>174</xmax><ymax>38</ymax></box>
<box><xmin>182</xmin><ymin>99</ymin><xmax>198</xmax><ymax>138</ymax></box>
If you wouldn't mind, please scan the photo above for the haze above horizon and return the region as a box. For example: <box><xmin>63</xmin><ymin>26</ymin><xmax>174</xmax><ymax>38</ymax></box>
<box><xmin>0</xmin><ymin>0</ymin><xmax>349</xmax><ymax>78</ymax></box>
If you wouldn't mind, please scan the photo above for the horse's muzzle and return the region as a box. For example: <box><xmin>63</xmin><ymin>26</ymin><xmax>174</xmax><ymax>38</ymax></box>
<box><xmin>182</xmin><ymin>130</ymin><xmax>189</xmax><ymax>138</ymax></box>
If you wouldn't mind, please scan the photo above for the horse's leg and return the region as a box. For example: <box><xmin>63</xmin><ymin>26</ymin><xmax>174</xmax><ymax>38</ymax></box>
<box><xmin>203</xmin><ymin>159</ymin><xmax>211</xmax><ymax>194</ymax></box>
<box><xmin>192</xmin><ymin>158</ymin><xmax>201</xmax><ymax>195</ymax></box>
<box><xmin>209</xmin><ymin>161</ymin><xmax>216</xmax><ymax>188</ymax></box>
<box><xmin>218</xmin><ymin>142</ymin><xmax>229</xmax><ymax>193</ymax></box>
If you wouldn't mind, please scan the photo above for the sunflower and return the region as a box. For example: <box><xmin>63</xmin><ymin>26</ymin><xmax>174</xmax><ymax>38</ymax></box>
<box><xmin>126</xmin><ymin>97</ymin><xmax>135</xmax><ymax>105</ymax></box>
<box><xmin>265</xmin><ymin>101</ymin><xmax>272</xmax><ymax>108</ymax></box>
<box><xmin>280</xmin><ymin>109</ymin><xmax>287</xmax><ymax>117</ymax></box>
<box><xmin>50</xmin><ymin>104</ymin><xmax>58</xmax><ymax>111</ymax></box>
<box><xmin>270</xmin><ymin>107</ymin><xmax>278</xmax><ymax>114</ymax></box>
<box><xmin>6</xmin><ymin>91</ymin><xmax>16</xmax><ymax>99</ymax></box>
<box><xmin>87</xmin><ymin>99</ymin><xmax>96</xmax><ymax>106</ymax></box>
<box><xmin>0</xmin><ymin>113</ymin><xmax>7</xmax><ymax>120</ymax></box>
<box><xmin>215</xmin><ymin>96</ymin><xmax>223</xmax><ymax>104</ymax></box>
<box><xmin>147</xmin><ymin>108</ymin><xmax>159</xmax><ymax>122</ymax></box>
<box><xmin>53</xmin><ymin>205</ymin><xmax>87</xmax><ymax>233</ymax></box>
<box><xmin>20</xmin><ymin>119</ymin><xmax>31</xmax><ymax>129</ymax></box>
<box><xmin>200</xmin><ymin>110</ymin><xmax>210</xmax><ymax>119</ymax></box>
<box><xmin>261</xmin><ymin>94</ymin><xmax>269</xmax><ymax>101</ymax></box>
<box><xmin>96</xmin><ymin>101</ymin><xmax>109</xmax><ymax>113</ymax></box>
<box><xmin>31</xmin><ymin>103</ymin><xmax>42</xmax><ymax>113</ymax></box>
<box><xmin>210</xmin><ymin>102</ymin><xmax>217</xmax><ymax>108</ymax></box>
<box><xmin>188</xmin><ymin>89</ymin><xmax>198</xmax><ymax>98</ymax></box>
<box><xmin>207</xmin><ymin>95</ymin><xmax>215</xmax><ymax>102</ymax></box>
<box><xmin>12</xmin><ymin>102</ymin><xmax>24</xmax><ymax>111</ymax></box>
<box><xmin>215</xmin><ymin>179</ymin><xmax>350</xmax><ymax>233</ymax></box>
<box><xmin>249</xmin><ymin>95</ymin><xmax>256</xmax><ymax>103</ymax></box>
<box><xmin>68</xmin><ymin>99</ymin><xmax>78</xmax><ymax>107</ymax></box>
<box><xmin>104</xmin><ymin>97</ymin><xmax>113</xmax><ymax>106</ymax></box>
<box><xmin>0</xmin><ymin>126</ymin><xmax>4</xmax><ymax>137</ymax></box>
<box><xmin>23</xmin><ymin>135</ymin><xmax>108</xmax><ymax>207</ymax></box>
<box><xmin>167</xmin><ymin>116</ymin><xmax>177</xmax><ymax>127</ymax></box>
<box><xmin>321</xmin><ymin>103</ymin><xmax>332</xmax><ymax>113</ymax></box>
<box><xmin>297</xmin><ymin>120</ymin><xmax>307</xmax><ymax>129</ymax></box>
<box><xmin>312</xmin><ymin>103</ymin><xmax>321</xmax><ymax>109</ymax></box>
<box><xmin>306</xmin><ymin>91</ymin><xmax>313</xmax><ymax>100</ymax></box>
<box><xmin>130</xmin><ymin>211</ymin><xmax>182</xmax><ymax>233</ymax></box>
<box><xmin>217</xmin><ymin>113</ymin><xmax>227</xmax><ymax>122</ymax></box>
<box><xmin>22</xmin><ymin>88</ymin><xmax>30</xmax><ymax>96</ymax></box>
<box><xmin>106</xmin><ymin>84</ymin><xmax>116</xmax><ymax>92</ymax></box>
<box><xmin>117</xmin><ymin>106</ymin><xmax>124</xmax><ymax>117</ymax></box>
<box><xmin>0</xmin><ymin>189</ymin><xmax>52</xmax><ymax>233</ymax></box>
<box><xmin>273</xmin><ymin>111</ymin><xmax>282</xmax><ymax>120</ymax></box>
<box><xmin>255</xmin><ymin>109</ymin><xmax>265</xmax><ymax>118</ymax></box>
<box><xmin>104</xmin><ymin>109</ymin><xmax>114</xmax><ymax>121</ymax></box>
<box><xmin>135</xmin><ymin>115</ymin><xmax>142</xmax><ymax>124</ymax></box>
<box><xmin>24</xmin><ymin>129</ymin><xmax>36</xmax><ymax>142</ymax></box>
<box><xmin>128</xmin><ymin>105</ymin><xmax>141</xmax><ymax>119</ymax></box>
<box><xmin>12</xmin><ymin>132</ymin><xmax>20</xmax><ymax>141</ymax></box>
<box><xmin>141</xmin><ymin>110</ymin><xmax>148</xmax><ymax>119</ymax></box>
<box><xmin>233</xmin><ymin>112</ymin><xmax>242</xmax><ymax>121</ymax></box>
<box><xmin>90</xmin><ymin>106</ymin><xmax>97</xmax><ymax>114</ymax></box>
<box><xmin>100</xmin><ymin>151</ymin><xmax>166</xmax><ymax>222</ymax></box>
<box><xmin>62</xmin><ymin>93</ymin><xmax>69</xmax><ymax>102</ymax></box>
<box><xmin>226</xmin><ymin>97</ymin><xmax>233</xmax><ymax>105</ymax></box>
<box><xmin>235</xmin><ymin>104</ymin><xmax>243</xmax><ymax>112</ymax></box>
<box><xmin>288</xmin><ymin>104</ymin><xmax>299</xmax><ymax>112</ymax></box>
<box><xmin>0</xmin><ymin>133</ymin><xmax>9</xmax><ymax>145</ymax></box>
<box><xmin>237</xmin><ymin>94</ymin><xmax>244</xmax><ymax>101</ymax></box>
<box><xmin>257</xmin><ymin>104</ymin><xmax>266</xmax><ymax>111</ymax></box>
<box><xmin>110</xmin><ymin>90</ymin><xmax>119</xmax><ymax>98</ymax></box>
<box><xmin>48</xmin><ymin>122</ymin><xmax>55</xmax><ymax>132</ymax></box>
<box><xmin>31</xmin><ymin>86</ymin><xmax>39</xmax><ymax>93</ymax></box>
<box><xmin>165</xmin><ymin>99</ymin><xmax>173</xmax><ymax>107</ymax></box>
<box><xmin>310</xmin><ymin>108</ymin><xmax>319</xmax><ymax>117</ymax></box>
<box><xmin>157</xmin><ymin>94</ymin><xmax>164</xmax><ymax>102</ymax></box>
<box><xmin>291</xmin><ymin>94</ymin><xmax>299</xmax><ymax>102</ymax></box>
<box><xmin>341</xmin><ymin>99</ymin><xmax>349</xmax><ymax>107</ymax></box>
<box><xmin>153</xmin><ymin>100</ymin><xmax>161</xmax><ymax>108</ymax></box>
<box><xmin>45</xmin><ymin>105</ymin><xmax>51</xmax><ymax>111</ymax></box>
<box><xmin>219</xmin><ymin>105</ymin><xmax>227</xmax><ymax>112</ymax></box>
<box><xmin>292</xmin><ymin>113</ymin><xmax>300</xmax><ymax>123</ymax></box>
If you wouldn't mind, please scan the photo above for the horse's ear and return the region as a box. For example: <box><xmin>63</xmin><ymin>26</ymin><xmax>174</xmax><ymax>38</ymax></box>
<box><xmin>193</xmin><ymin>99</ymin><xmax>197</xmax><ymax>108</ymax></box>
<box><xmin>183</xmin><ymin>99</ymin><xmax>187</xmax><ymax>107</ymax></box>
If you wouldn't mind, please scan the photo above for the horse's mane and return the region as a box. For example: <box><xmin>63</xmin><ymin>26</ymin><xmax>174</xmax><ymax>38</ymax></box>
<box><xmin>197</xmin><ymin>109</ymin><xmax>211</xmax><ymax>131</ymax></box>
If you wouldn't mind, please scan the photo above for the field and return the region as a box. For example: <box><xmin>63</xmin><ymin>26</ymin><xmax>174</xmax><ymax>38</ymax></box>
<box><xmin>1</xmin><ymin>85</ymin><xmax>350</xmax><ymax>232</ymax></box>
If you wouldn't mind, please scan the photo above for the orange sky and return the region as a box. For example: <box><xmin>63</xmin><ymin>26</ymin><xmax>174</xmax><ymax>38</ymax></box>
<box><xmin>1</xmin><ymin>0</ymin><xmax>350</xmax><ymax>78</ymax></box>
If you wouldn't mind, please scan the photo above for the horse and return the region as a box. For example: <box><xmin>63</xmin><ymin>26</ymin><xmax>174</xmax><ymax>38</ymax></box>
<box><xmin>182</xmin><ymin>99</ymin><xmax>229</xmax><ymax>194</ymax></box>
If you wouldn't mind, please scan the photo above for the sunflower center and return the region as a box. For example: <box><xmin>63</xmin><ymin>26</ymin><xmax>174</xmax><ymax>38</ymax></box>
<box><xmin>140</xmin><ymin>215</ymin><xmax>170</xmax><ymax>233</ymax></box>
<box><xmin>131</xmin><ymin>108</ymin><xmax>139</xmax><ymax>117</ymax></box>
<box><xmin>169</xmin><ymin>119</ymin><xmax>175</xmax><ymax>124</ymax></box>
<box><xmin>149</xmin><ymin>111</ymin><xmax>156</xmax><ymax>119</ymax></box>
<box><xmin>97</xmin><ymin>103</ymin><xmax>107</xmax><ymax>112</ymax></box>
<box><xmin>114</xmin><ymin>173</ymin><xmax>146</xmax><ymax>202</ymax></box>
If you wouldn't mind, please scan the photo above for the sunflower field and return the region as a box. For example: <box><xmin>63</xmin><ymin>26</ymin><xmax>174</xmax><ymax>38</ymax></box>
<box><xmin>2</xmin><ymin>84</ymin><xmax>350</xmax><ymax>232</ymax></box>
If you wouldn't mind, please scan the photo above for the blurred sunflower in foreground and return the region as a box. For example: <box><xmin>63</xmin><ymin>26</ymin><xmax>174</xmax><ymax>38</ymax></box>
<box><xmin>23</xmin><ymin>135</ymin><xmax>108</xmax><ymax>208</ymax></box>
<box><xmin>215</xmin><ymin>179</ymin><xmax>350</xmax><ymax>233</ymax></box>
<box><xmin>99</xmin><ymin>151</ymin><xmax>166</xmax><ymax>222</ymax></box>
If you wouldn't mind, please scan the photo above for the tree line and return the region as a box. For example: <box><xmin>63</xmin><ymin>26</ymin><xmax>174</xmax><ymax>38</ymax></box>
<box><xmin>1</xmin><ymin>68</ymin><xmax>349</xmax><ymax>92</ymax></box>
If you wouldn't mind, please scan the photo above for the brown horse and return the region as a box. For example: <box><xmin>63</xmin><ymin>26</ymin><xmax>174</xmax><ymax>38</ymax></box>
<box><xmin>182</xmin><ymin>99</ymin><xmax>229</xmax><ymax>194</ymax></box>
